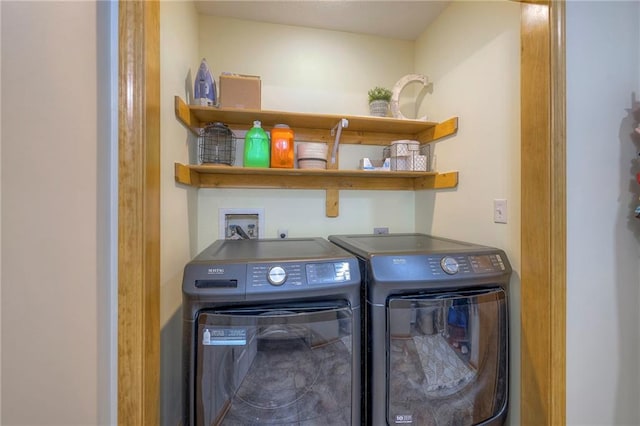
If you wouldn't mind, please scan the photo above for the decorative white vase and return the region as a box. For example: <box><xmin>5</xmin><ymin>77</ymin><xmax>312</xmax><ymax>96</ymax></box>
<box><xmin>369</xmin><ymin>100</ymin><xmax>389</xmax><ymax>117</ymax></box>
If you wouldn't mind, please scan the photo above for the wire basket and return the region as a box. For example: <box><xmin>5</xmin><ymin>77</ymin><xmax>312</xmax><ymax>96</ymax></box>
<box><xmin>198</xmin><ymin>122</ymin><xmax>236</xmax><ymax>165</ymax></box>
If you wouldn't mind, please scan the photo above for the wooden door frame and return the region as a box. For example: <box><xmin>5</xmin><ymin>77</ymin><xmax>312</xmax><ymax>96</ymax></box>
<box><xmin>520</xmin><ymin>1</ymin><xmax>566</xmax><ymax>424</ymax></box>
<box><xmin>117</xmin><ymin>1</ymin><xmax>160</xmax><ymax>425</ymax></box>
<box><xmin>116</xmin><ymin>1</ymin><xmax>566</xmax><ymax>424</ymax></box>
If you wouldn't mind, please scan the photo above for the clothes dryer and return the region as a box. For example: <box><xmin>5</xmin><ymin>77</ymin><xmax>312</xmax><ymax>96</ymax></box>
<box><xmin>182</xmin><ymin>238</ymin><xmax>361</xmax><ymax>426</ymax></box>
<box><xmin>329</xmin><ymin>233</ymin><xmax>511</xmax><ymax>426</ymax></box>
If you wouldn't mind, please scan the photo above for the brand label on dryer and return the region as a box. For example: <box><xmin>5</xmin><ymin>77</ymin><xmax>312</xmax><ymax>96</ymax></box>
<box><xmin>202</xmin><ymin>328</ymin><xmax>246</xmax><ymax>346</ymax></box>
<box><xmin>395</xmin><ymin>414</ymin><xmax>413</xmax><ymax>424</ymax></box>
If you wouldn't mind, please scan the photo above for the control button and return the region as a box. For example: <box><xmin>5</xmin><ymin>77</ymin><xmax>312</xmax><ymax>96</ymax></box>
<box><xmin>267</xmin><ymin>266</ymin><xmax>287</xmax><ymax>286</ymax></box>
<box><xmin>440</xmin><ymin>256</ymin><xmax>459</xmax><ymax>275</ymax></box>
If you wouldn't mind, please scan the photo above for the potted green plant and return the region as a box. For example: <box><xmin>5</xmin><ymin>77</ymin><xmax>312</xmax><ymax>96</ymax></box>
<box><xmin>368</xmin><ymin>86</ymin><xmax>392</xmax><ymax>117</ymax></box>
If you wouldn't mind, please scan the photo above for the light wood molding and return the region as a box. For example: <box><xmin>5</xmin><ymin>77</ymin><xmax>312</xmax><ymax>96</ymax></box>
<box><xmin>118</xmin><ymin>0</ymin><xmax>161</xmax><ymax>425</ymax></box>
<box><xmin>549</xmin><ymin>1</ymin><xmax>567</xmax><ymax>423</ymax></box>
<box><xmin>520</xmin><ymin>1</ymin><xmax>566</xmax><ymax>424</ymax></box>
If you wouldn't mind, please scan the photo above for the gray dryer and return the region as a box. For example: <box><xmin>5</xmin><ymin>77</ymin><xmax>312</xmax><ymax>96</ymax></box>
<box><xmin>329</xmin><ymin>233</ymin><xmax>511</xmax><ymax>426</ymax></box>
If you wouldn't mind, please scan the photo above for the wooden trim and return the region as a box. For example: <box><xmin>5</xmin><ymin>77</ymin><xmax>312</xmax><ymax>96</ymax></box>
<box><xmin>520</xmin><ymin>1</ymin><xmax>566</xmax><ymax>424</ymax></box>
<box><xmin>549</xmin><ymin>1</ymin><xmax>567</xmax><ymax>423</ymax></box>
<box><xmin>118</xmin><ymin>1</ymin><xmax>161</xmax><ymax>425</ymax></box>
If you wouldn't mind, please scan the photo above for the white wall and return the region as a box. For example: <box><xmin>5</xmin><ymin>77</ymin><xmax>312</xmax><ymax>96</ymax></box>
<box><xmin>199</xmin><ymin>16</ymin><xmax>415</xmax><ymax>116</ymax></box>
<box><xmin>566</xmin><ymin>2</ymin><xmax>640</xmax><ymax>425</ymax></box>
<box><xmin>413</xmin><ymin>1</ymin><xmax>521</xmax><ymax>424</ymax></box>
<box><xmin>194</xmin><ymin>16</ymin><xmax>417</xmax><ymax>247</ymax></box>
<box><xmin>160</xmin><ymin>2</ymin><xmax>200</xmax><ymax>426</ymax></box>
<box><xmin>1</xmin><ymin>1</ymin><xmax>111</xmax><ymax>424</ymax></box>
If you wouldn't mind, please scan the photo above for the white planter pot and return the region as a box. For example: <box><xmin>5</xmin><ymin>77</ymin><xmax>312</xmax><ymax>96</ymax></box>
<box><xmin>369</xmin><ymin>100</ymin><xmax>389</xmax><ymax>117</ymax></box>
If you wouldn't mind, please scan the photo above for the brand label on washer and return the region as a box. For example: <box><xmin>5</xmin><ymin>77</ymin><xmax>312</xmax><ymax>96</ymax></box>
<box><xmin>202</xmin><ymin>328</ymin><xmax>246</xmax><ymax>346</ymax></box>
<box><xmin>395</xmin><ymin>414</ymin><xmax>413</xmax><ymax>424</ymax></box>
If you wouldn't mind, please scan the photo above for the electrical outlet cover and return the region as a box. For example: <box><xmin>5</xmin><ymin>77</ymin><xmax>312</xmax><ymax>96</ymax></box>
<box><xmin>493</xmin><ymin>199</ymin><xmax>507</xmax><ymax>224</ymax></box>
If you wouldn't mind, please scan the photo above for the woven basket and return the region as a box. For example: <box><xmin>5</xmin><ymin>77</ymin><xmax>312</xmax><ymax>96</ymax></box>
<box><xmin>369</xmin><ymin>100</ymin><xmax>389</xmax><ymax>117</ymax></box>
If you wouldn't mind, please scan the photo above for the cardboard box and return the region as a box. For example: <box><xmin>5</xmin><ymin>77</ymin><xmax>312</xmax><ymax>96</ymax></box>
<box><xmin>219</xmin><ymin>73</ymin><xmax>261</xmax><ymax>109</ymax></box>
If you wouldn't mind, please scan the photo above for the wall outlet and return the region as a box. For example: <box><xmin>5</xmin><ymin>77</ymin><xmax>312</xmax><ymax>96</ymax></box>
<box><xmin>374</xmin><ymin>227</ymin><xmax>389</xmax><ymax>235</ymax></box>
<box><xmin>277</xmin><ymin>229</ymin><xmax>288</xmax><ymax>239</ymax></box>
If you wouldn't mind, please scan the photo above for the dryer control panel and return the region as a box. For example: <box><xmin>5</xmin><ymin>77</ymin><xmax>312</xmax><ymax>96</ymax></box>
<box><xmin>370</xmin><ymin>252</ymin><xmax>509</xmax><ymax>283</ymax></box>
<box><xmin>469</xmin><ymin>254</ymin><xmax>507</xmax><ymax>273</ymax></box>
<box><xmin>427</xmin><ymin>253</ymin><xmax>506</xmax><ymax>276</ymax></box>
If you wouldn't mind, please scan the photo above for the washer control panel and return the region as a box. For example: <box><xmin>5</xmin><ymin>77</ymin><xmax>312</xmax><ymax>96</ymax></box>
<box><xmin>426</xmin><ymin>253</ymin><xmax>507</xmax><ymax>277</ymax></box>
<box><xmin>249</xmin><ymin>261</ymin><xmax>352</xmax><ymax>288</ymax></box>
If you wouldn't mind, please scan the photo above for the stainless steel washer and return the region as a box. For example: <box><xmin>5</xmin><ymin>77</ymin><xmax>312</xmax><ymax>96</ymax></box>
<box><xmin>182</xmin><ymin>238</ymin><xmax>361</xmax><ymax>425</ymax></box>
<box><xmin>329</xmin><ymin>233</ymin><xmax>511</xmax><ymax>426</ymax></box>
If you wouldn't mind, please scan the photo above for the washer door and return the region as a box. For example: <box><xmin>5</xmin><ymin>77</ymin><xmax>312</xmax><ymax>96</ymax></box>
<box><xmin>195</xmin><ymin>301</ymin><xmax>354</xmax><ymax>426</ymax></box>
<box><xmin>387</xmin><ymin>288</ymin><xmax>507</xmax><ymax>425</ymax></box>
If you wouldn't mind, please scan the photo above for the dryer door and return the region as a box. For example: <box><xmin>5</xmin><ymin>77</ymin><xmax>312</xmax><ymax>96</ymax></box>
<box><xmin>194</xmin><ymin>301</ymin><xmax>356</xmax><ymax>426</ymax></box>
<box><xmin>387</xmin><ymin>288</ymin><xmax>507</xmax><ymax>426</ymax></box>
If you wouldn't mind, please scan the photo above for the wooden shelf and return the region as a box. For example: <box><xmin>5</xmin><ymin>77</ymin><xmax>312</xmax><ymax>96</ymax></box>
<box><xmin>175</xmin><ymin>163</ymin><xmax>458</xmax><ymax>190</ymax></box>
<box><xmin>175</xmin><ymin>163</ymin><xmax>458</xmax><ymax>217</ymax></box>
<box><xmin>173</xmin><ymin>97</ymin><xmax>459</xmax><ymax>217</ymax></box>
<box><xmin>175</xmin><ymin>96</ymin><xmax>458</xmax><ymax>146</ymax></box>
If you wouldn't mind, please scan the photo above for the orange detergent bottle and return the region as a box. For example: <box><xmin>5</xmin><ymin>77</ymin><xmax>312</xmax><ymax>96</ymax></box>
<box><xmin>270</xmin><ymin>124</ymin><xmax>294</xmax><ymax>168</ymax></box>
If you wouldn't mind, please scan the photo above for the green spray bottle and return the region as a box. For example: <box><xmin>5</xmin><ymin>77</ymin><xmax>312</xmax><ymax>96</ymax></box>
<box><xmin>243</xmin><ymin>120</ymin><xmax>270</xmax><ymax>168</ymax></box>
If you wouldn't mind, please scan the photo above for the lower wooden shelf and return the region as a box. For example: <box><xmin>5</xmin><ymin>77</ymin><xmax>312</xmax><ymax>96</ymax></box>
<box><xmin>174</xmin><ymin>162</ymin><xmax>458</xmax><ymax>216</ymax></box>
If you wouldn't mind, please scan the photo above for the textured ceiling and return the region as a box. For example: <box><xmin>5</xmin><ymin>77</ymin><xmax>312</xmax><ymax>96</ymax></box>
<box><xmin>194</xmin><ymin>1</ymin><xmax>451</xmax><ymax>41</ymax></box>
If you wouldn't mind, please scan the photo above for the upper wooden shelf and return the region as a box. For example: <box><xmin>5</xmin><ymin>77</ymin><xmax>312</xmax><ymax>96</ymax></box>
<box><xmin>175</xmin><ymin>96</ymin><xmax>458</xmax><ymax>146</ymax></box>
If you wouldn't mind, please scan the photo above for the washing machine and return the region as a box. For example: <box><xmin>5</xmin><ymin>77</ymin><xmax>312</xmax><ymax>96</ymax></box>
<box><xmin>182</xmin><ymin>237</ymin><xmax>361</xmax><ymax>426</ymax></box>
<box><xmin>328</xmin><ymin>233</ymin><xmax>511</xmax><ymax>426</ymax></box>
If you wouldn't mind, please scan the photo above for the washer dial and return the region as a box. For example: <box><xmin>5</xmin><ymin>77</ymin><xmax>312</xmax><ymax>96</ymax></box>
<box><xmin>267</xmin><ymin>266</ymin><xmax>287</xmax><ymax>286</ymax></box>
<box><xmin>440</xmin><ymin>257</ymin><xmax>459</xmax><ymax>275</ymax></box>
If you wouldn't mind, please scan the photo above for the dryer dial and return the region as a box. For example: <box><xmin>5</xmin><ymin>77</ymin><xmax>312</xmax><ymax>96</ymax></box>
<box><xmin>440</xmin><ymin>256</ymin><xmax>459</xmax><ymax>275</ymax></box>
<box><xmin>267</xmin><ymin>266</ymin><xmax>287</xmax><ymax>286</ymax></box>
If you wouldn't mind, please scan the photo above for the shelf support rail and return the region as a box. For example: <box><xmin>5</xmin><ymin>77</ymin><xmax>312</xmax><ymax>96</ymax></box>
<box><xmin>330</xmin><ymin>118</ymin><xmax>349</xmax><ymax>164</ymax></box>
